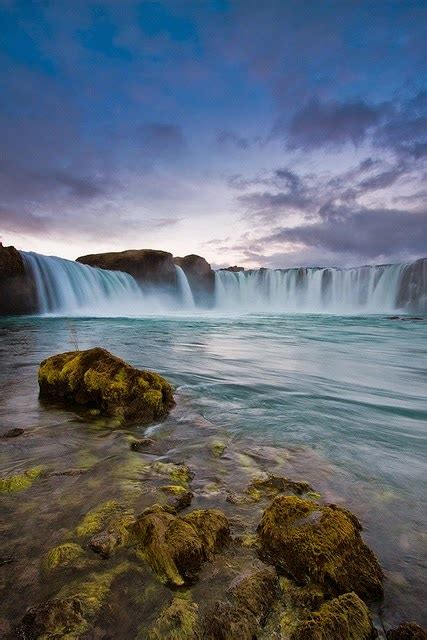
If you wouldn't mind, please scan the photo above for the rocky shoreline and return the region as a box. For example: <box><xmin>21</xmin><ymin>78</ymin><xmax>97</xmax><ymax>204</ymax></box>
<box><xmin>0</xmin><ymin>349</ymin><xmax>425</xmax><ymax>639</ymax></box>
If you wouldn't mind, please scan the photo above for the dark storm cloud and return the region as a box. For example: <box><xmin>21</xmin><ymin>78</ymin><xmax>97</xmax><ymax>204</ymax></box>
<box><xmin>281</xmin><ymin>99</ymin><xmax>384</xmax><ymax>150</ymax></box>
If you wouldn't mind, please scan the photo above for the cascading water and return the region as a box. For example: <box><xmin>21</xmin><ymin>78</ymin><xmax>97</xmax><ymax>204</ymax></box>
<box><xmin>20</xmin><ymin>251</ymin><xmax>425</xmax><ymax>316</ymax></box>
<box><xmin>215</xmin><ymin>263</ymin><xmax>420</xmax><ymax>314</ymax></box>
<box><xmin>175</xmin><ymin>265</ymin><xmax>195</xmax><ymax>308</ymax></box>
<box><xmin>21</xmin><ymin>252</ymin><xmax>196</xmax><ymax>316</ymax></box>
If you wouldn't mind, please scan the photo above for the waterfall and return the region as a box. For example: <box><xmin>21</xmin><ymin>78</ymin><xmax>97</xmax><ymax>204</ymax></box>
<box><xmin>215</xmin><ymin>262</ymin><xmax>422</xmax><ymax>314</ymax></box>
<box><xmin>19</xmin><ymin>251</ymin><xmax>425</xmax><ymax>316</ymax></box>
<box><xmin>21</xmin><ymin>252</ymin><xmax>196</xmax><ymax>316</ymax></box>
<box><xmin>175</xmin><ymin>265</ymin><xmax>195</xmax><ymax>308</ymax></box>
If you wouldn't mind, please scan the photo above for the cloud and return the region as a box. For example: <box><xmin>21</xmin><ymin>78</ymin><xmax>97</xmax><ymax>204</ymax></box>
<box><xmin>280</xmin><ymin>99</ymin><xmax>384</xmax><ymax>150</ymax></box>
<box><xmin>216</xmin><ymin>130</ymin><xmax>250</xmax><ymax>149</ymax></box>
<box><xmin>263</xmin><ymin>205</ymin><xmax>427</xmax><ymax>261</ymax></box>
<box><xmin>136</xmin><ymin>123</ymin><xmax>186</xmax><ymax>156</ymax></box>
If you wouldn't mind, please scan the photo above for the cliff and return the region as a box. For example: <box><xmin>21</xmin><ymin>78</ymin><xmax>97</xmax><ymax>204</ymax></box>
<box><xmin>174</xmin><ymin>254</ymin><xmax>215</xmax><ymax>306</ymax></box>
<box><xmin>0</xmin><ymin>244</ymin><xmax>36</xmax><ymax>315</ymax></box>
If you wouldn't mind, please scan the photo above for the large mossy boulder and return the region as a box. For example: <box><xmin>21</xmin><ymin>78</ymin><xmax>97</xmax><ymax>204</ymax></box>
<box><xmin>290</xmin><ymin>592</ymin><xmax>376</xmax><ymax>640</ymax></box>
<box><xmin>38</xmin><ymin>347</ymin><xmax>174</xmax><ymax>424</ymax></box>
<box><xmin>258</xmin><ymin>496</ymin><xmax>383</xmax><ymax>602</ymax></box>
<box><xmin>133</xmin><ymin>505</ymin><xmax>230</xmax><ymax>586</ymax></box>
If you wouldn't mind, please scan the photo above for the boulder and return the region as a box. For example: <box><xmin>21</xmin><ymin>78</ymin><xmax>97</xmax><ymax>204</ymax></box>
<box><xmin>38</xmin><ymin>347</ymin><xmax>174</xmax><ymax>424</ymax></box>
<box><xmin>201</xmin><ymin>564</ymin><xmax>278</xmax><ymax>639</ymax></box>
<box><xmin>16</xmin><ymin>598</ymin><xmax>86</xmax><ymax>639</ymax></box>
<box><xmin>77</xmin><ymin>249</ymin><xmax>177</xmax><ymax>288</ymax></box>
<box><xmin>146</xmin><ymin>597</ymin><xmax>199</xmax><ymax>640</ymax></box>
<box><xmin>387</xmin><ymin>623</ymin><xmax>427</xmax><ymax>639</ymax></box>
<box><xmin>290</xmin><ymin>592</ymin><xmax>376</xmax><ymax>640</ymax></box>
<box><xmin>133</xmin><ymin>505</ymin><xmax>230</xmax><ymax>586</ymax></box>
<box><xmin>0</xmin><ymin>243</ymin><xmax>36</xmax><ymax>315</ymax></box>
<box><xmin>174</xmin><ymin>254</ymin><xmax>215</xmax><ymax>306</ymax></box>
<box><xmin>258</xmin><ymin>496</ymin><xmax>383</xmax><ymax>602</ymax></box>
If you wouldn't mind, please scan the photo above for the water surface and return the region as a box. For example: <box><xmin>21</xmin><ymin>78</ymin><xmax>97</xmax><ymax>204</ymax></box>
<box><xmin>0</xmin><ymin>313</ymin><xmax>426</xmax><ymax>632</ymax></box>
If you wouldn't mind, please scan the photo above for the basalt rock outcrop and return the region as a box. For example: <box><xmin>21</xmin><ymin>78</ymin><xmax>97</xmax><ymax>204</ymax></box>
<box><xmin>0</xmin><ymin>243</ymin><xmax>36</xmax><ymax>315</ymax></box>
<box><xmin>174</xmin><ymin>254</ymin><xmax>215</xmax><ymax>306</ymax></box>
<box><xmin>38</xmin><ymin>347</ymin><xmax>175</xmax><ymax>424</ymax></box>
<box><xmin>77</xmin><ymin>249</ymin><xmax>178</xmax><ymax>288</ymax></box>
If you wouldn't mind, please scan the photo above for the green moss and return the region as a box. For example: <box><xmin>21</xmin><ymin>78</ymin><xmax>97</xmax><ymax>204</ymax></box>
<box><xmin>0</xmin><ymin>465</ymin><xmax>45</xmax><ymax>492</ymax></box>
<box><xmin>43</xmin><ymin>543</ymin><xmax>86</xmax><ymax>570</ymax></box>
<box><xmin>247</xmin><ymin>475</ymin><xmax>313</xmax><ymax>501</ymax></box>
<box><xmin>38</xmin><ymin>348</ymin><xmax>175</xmax><ymax>424</ymax></box>
<box><xmin>210</xmin><ymin>440</ymin><xmax>227</xmax><ymax>458</ymax></box>
<box><xmin>152</xmin><ymin>462</ymin><xmax>194</xmax><ymax>485</ymax></box>
<box><xmin>258</xmin><ymin>496</ymin><xmax>383</xmax><ymax>602</ymax></box>
<box><xmin>133</xmin><ymin>506</ymin><xmax>230</xmax><ymax>586</ymax></box>
<box><xmin>182</xmin><ymin>509</ymin><xmax>230</xmax><ymax>558</ymax></box>
<box><xmin>290</xmin><ymin>592</ymin><xmax>376</xmax><ymax>640</ymax></box>
<box><xmin>160</xmin><ymin>484</ymin><xmax>189</xmax><ymax>496</ymax></box>
<box><xmin>18</xmin><ymin>563</ymin><xmax>134</xmax><ymax>640</ymax></box>
<box><xmin>146</xmin><ymin>597</ymin><xmax>199</xmax><ymax>640</ymax></box>
<box><xmin>75</xmin><ymin>500</ymin><xmax>123</xmax><ymax>537</ymax></box>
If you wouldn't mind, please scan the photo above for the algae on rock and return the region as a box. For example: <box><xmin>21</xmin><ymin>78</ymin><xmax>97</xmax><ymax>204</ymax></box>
<box><xmin>38</xmin><ymin>347</ymin><xmax>175</xmax><ymax>424</ymax></box>
<box><xmin>145</xmin><ymin>597</ymin><xmax>199</xmax><ymax>640</ymax></box>
<box><xmin>258</xmin><ymin>496</ymin><xmax>383</xmax><ymax>602</ymax></box>
<box><xmin>0</xmin><ymin>466</ymin><xmax>45</xmax><ymax>493</ymax></box>
<box><xmin>289</xmin><ymin>592</ymin><xmax>376</xmax><ymax>640</ymax></box>
<box><xmin>133</xmin><ymin>505</ymin><xmax>230</xmax><ymax>586</ymax></box>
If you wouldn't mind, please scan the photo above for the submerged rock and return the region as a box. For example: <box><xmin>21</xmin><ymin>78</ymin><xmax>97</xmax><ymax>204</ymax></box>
<box><xmin>0</xmin><ymin>466</ymin><xmax>45</xmax><ymax>493</ymax></box>
<box><xmin>386</xmin><ymin>622</ymin><xmax>427</xmax><ymax>639</ymax></box>
<box><xmin>133</xmin><ymin>505</ymin><xmax>230</xmax><ymax>586</ymax></box>
<box><xmin>258</xmin><ymin>496</ymin><xmax>383</xmax><ymax>602</ymax></box>
<box><xmin>130</xmin><ymin>437</ymin><xmax>155</xmax><ymax>451</ymax></box>
<box><xmin>160</xmin><ymin>485</ymin><xmax>194</xmax><ymax>512</ymax></box>
<box><xmin>146</xmin><ymin>597</ymin><xmax>199</xmax><ymax>640</ymax></box>
<box><xmin>246</xmin><ymin>474</ymin><xmax>313</xmax><ymax>501</ymax></box>
<box><xmin>43</xmin><ymin>543</ymin><xmax>86</xmax><ymax>570</ymax></box>
<box><xmin>76</xmin><ymin>500</ymin><xmax>135</xmax><ymax>557</ymax></box>
<box><xmin>38</xmin><ymin>347</ymin><xmax>175</xmax><ymax>424</ymax></box>
<box><xmin>16</xmin><ymin>597</ymin><xmax>87</xmax><ymax>639</ymax></box>
<box><xmin>0</xmin><ymin>427</ymin><xmax>25</xmax><ymax>439</ymax></box>
<box><xmin>290</xmin><ymin>592</ymin><xmax>376</xmax><ymax>640</ymax></box>
<box><xmin>201</xmin><ymin>564</ymin><xmax>278</xmax><ymax>640</ymax></box>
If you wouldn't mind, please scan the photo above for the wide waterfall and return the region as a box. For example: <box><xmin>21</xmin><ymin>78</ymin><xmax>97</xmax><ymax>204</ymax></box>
<box><xmin>21</xmin><ymin>252</ymin><xmax>195</xmax><ymax>316</ymax></box>
<box><xmin>215</xmin><ymin>263</ymin><xmax>424</xmax><ymax>314</ymax></box>
<box><xmin>20</xmin><ymin>251</ymin><xmax>425</xmax><ymax>316</ymax></box>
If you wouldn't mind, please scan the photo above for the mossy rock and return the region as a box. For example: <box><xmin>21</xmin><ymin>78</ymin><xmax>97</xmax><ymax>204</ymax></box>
<box><xmin>146</xmin><ymin>597</ymin><xmax>199</xmax><ymax>639</ymax></box>
<box><xmin>43</xmin><ymin>543</ymin><xmax>86</xmax><ymax>570</ymax></box>
<box><xmin>200</xmin><ymin>564</ymin><xmax>278</xmax><ymax>640</ymax></box>
<box><xmin>258</xmin><ymin>496</ymin><xmax>383</xmax><ymax>602</ymax></box>
<box><xmin>75</xmin><ymin>500</ymin><xmax>135</xmax><ymax>557</ymax></box>
<box><xmin>201</xmin><ymin>601</ymin><xmax>258</xmax><ymax>640</ymax></box>
<box><xmin>18</xmin><ymin>562</ymin><xmax>134</xmax><ymax>637</ymax></box>
<box><xmin>386</xmin><ymin>622</ymin><xmax>427</xmax><ymax>639</ymax></box>
<box><xmin>133</xmin><ymin>505</ymin><xmax>230</xmax><ymax>586</ymax></box>
<box><xmin>247</xmin><ymin>475</ymin><xmax>313</xmax><ymax>501</ymax></box>
<box><xmin>152</xmin><ymin>461</ymin><xmax>194</xmax><ymax>485</ymax></box>
<box><xmin>0</xmin><ymin>466</ymin><xmax>45</xmax><ymax>493</ymax></box>
<box><xmin>280</xmin><ymin>577</ymin><xmax>325</xmax><ymax>611</ymax></box>
<box><xmin>229</xmin><ymin>565</ymin><xmax>278</xmax><ymax>624</ymax></box>
<box><xmin>160</xmin><ymin>485</ymin><xmax>194</xmax><ymax>512</ymax></box>
<box><xmin>38</xmin><ymin>347</ymin><xmax>175</xmax><ymax>424</ymax></box>
<box><xmin>289</xmin><ymin>592</ymin><xmax>376</xmax><ymax>640</ymax></box>
<box><xmin>16</xmin><ymin>598</ymin><xmax>87</xmax><ymax>640</ymax></box>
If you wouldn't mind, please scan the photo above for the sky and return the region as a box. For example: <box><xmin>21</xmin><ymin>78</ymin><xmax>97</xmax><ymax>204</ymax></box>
<box><xmin>0</xmin><ymin>0</ymin><xmax>426</xmax><ymax>268</ymax></box>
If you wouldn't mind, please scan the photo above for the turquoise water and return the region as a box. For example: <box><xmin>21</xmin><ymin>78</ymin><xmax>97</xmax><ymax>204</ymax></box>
<box><xmin>0</xmin><ymin>313</ymin><xmax>426</xmax><ymax>629</ymax></box>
